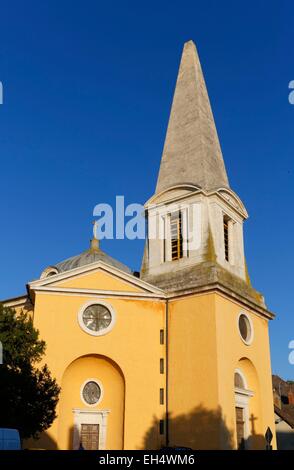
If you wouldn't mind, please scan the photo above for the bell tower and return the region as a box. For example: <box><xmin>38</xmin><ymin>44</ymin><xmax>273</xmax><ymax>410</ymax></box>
<box><xmin>141</xmin><ymin>41</ymin><xmax>255</xmax><ymax>299</ymax></box>
<box><xmin>140</xmin><ymin>41</ymin><xmax>275</xmax><ymax>450</ymax></box>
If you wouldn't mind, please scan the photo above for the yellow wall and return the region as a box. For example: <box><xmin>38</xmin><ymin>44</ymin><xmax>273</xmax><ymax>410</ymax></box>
<box><xmin>7</xmin><ymin>301</ymin><xmax>33</xmax><ymax>318</ymax></box>
<box><xmin>58</xmin><ymin>355</ymin><xmax>124</xmax><ymax>449</ymax></box>
<box><xmin>167</xmin><ymin>292</ymin><xmax>276</xmax><ymax>450</ymax></box>
<box><xmin>54</xmin><ymin>270</ymin><xmax>142</xmax><ymax>293</ymax></box>
<box><xmin>29</xmin><ymin>269</ymin><xmax>166</xmax><ymax>450</ymax></box>
<box><xmin>215</xmin><ymin>294</ymin><xmax>276</xmax><ymax>449</ymax></box>
<box><xmin>168</xmin><ymin>293</ymin><xmax>222</xmax><ymax>449</ymax></box>
<box><xmin>20</xmin><ymin>267</ymin><xmax>275</xmax><ymax>451</ymax></box>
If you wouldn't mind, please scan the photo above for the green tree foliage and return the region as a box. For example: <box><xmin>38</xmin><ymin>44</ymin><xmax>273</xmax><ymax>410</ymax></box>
<box><xmin>0</xmin><ymin>304</ymin><xmax>60</xmax><ymax>439</ymax></box>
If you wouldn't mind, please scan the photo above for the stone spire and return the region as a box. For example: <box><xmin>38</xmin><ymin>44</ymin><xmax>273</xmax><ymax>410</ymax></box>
<box><xmin>156</xmin><ymin>40</ymin><xmax>229</xmax><ymax>193</ymax></box>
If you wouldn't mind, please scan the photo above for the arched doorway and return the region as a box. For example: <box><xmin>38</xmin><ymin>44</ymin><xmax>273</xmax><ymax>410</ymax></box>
<box><xmin>58</xmin><ymin>355</ymin><xmax>125</xmax><ymax>450</ymax></box>
<box><xmin>234</xmin><ymin>369</ymin><xmax>253</xmax><ymax>449</ymax></box>
<box><xmin>234</xmin><ymin>358</ymin><xmax>263</xmax><ymax>449</ymax></box>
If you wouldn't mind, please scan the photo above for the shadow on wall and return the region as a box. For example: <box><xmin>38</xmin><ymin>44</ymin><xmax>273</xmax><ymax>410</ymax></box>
<box><xmin>143</xmin><ymin>405</ymin><xmax>233</xmax><ymax>450</ymax></box>
<box><xmin>143</xmin><ymin>405</ymin><xmax>266</xmax><ymax>450</ymax></box>
<box><xmin>245</xmin><ymin>413</ymin><xmax>267</xmax><ymax>450</ymax></box>
<box><xmin>24</xmin><ymin>431</ymin><xmax>57</xmax><ymax>450</ymax></box>
<box><xmin>68</xmin><ymin>425</ymin><xmax>74</xmax><ymax>450</ymax></box>
<box><xmin>25</xmin><ymin>424</ymin><xmax>75</xmax><ymax>450</ymax></box>
<box><xmin>24</xmin><ymin>407</ymin><xmax>267</xmax><ymax>450</ymax></box>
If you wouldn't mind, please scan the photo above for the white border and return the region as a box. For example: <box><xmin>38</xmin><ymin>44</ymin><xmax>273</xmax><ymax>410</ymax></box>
<box><xmin>29</xmin><ymin>260</ymin><xmax>165</xmax><ymax>295</ymax></box>
<box><xmin>72</xmin><ymin>409</ymin><xmax>110</xmax><ymax>450</ymax></box>
<box><xmin>234</xmin><ymin>369</ymin><xmax>254</xmax><ymax>449</ymax></box>
<box><xmin>80</xmin><ymin>378</ymin><xmax>104</xmax><ymax>407</ymax></box>
<box><xmin>78</xmin><ymin>300</ymin><xmax>116</xmax><ymax>337</ymax></box>
<box><xmin>235</xmin><ymin>392</ymin><xmax>250</xmax><ymax>448</ymax></box>
<box><xmin>237</xmin><ymin>311</ymin><xmax>254</xmax><ymax>345</ymax></box>
<box><xmin>40</xmin><ymin>267</ymin><xmax>59</xmax><ymax>279</ymax></box>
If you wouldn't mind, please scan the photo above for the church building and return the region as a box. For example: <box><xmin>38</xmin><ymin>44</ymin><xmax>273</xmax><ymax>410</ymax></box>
<box><xmin>3</xmin><ymin>40</ymin><xmax>276</xmax><ymax>450</ymax></box>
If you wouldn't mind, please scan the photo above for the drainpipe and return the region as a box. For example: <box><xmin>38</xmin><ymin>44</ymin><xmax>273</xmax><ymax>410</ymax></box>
<box><xmin>165</xmin><ymin>299</ymin><xmax>169</xmax><ymax>447</ymax></box>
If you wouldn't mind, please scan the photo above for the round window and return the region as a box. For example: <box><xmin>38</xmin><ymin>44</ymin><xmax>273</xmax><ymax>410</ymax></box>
<box><xmin>82</xmin><ymin>380</ymin><xmax>102</xmax><ymax>405</ymax></box>
<box><xmin>78</xmin><ymin>301</ymin><xmax>115</xmax><ymax>336</ymax></box>
<box><xmin>238</xmin><ymin>313</ymin><xmax>253</xmax><ymax>344</ymax></box>
<box><xmin>82</xmin><ymin>304</ymin><xmax>111</xmax><ymax>332</ymax></box>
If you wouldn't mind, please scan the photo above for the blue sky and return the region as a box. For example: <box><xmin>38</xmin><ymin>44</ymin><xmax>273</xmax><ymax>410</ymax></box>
<box><xmin>0</xmin><ymin>1</ymin><xmax>293</xmax><ymax>379</ymax></box>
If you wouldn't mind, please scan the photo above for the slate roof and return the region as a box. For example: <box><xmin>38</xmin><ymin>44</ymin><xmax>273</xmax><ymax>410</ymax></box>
<box><xmin>52</xmin><ymin>240</ymin><xmax>132</xmax><ymax>275</ymax></box>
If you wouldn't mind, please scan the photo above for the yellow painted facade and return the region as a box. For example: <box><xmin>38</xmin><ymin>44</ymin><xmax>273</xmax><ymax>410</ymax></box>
<box><xmin>23</xmin><ymin>267</ymin><xmax>167</xmax><ymax>450</ymax></box>
<box><xmin>7</xmin><ymin>263</ymin><xmax>275</xmax><ymax>451</ymax></box>
<box><xmin>167</xmin><ymin>293</ymin><xmax>276</xmax><ymax>449</ymax></box>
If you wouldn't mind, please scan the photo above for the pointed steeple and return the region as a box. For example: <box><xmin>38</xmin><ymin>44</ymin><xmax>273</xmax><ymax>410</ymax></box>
<box><xmin>156</xmin><ymin>40</ymin><xmax>229</xmax><ymax>193</ymax></box>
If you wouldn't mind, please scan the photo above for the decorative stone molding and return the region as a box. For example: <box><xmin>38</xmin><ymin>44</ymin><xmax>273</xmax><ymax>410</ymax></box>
<box><xmin>72</xmin><ymin>408</ymin><xmax>110</xmax><ymax>450</ymax></box>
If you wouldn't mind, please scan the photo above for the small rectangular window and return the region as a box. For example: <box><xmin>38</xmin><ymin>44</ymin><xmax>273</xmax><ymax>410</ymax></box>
<box><xmin>160</xmin><ymin>329</ymin><xmax>164</xmax><ymax>345</ymax></box>
<box><xmin>160</xmin><ymin>358</ymin><xmax>164</xmax><ymax>374</ymax></box>
<box><xmin>223</xmin><ymin>215</ymin><xmax>230</xmax><ymax>262</ymax></box>
<box><xmin>160</xmin><ymin>388</ymin><xmax>164</xmax><ymax>405</ymax></box>
<box><xmin>159</xmin><ymin>420</ymin><xmax>165</xmax><ymax>435</ymax></box>
<box><xmin>170</xmin><ymin>211</ymin><xmax>183</xmax><ymax>261</ymax></box>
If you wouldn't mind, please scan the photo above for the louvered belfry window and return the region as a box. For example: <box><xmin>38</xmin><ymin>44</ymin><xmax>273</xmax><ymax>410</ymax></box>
<box><xmin>170</xmin><ymin>211</ymin><xmax>183</xmax><ymax>261</ymax></box>
<box><xmin>223</xmin><ymin>215</ymin><xmax>230</xmax><ymax>262</ymax></box>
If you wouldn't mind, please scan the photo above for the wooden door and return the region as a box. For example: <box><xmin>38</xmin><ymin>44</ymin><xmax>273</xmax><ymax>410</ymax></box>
<box><xmin>235</xmin><ymin>407</ymin><xmax>245</xmax><ymax>449</ymax></box>
<box><xmin>80</xmin><ymin>424</ymin><xmax>99</xmax><ymax>450</ymax></box>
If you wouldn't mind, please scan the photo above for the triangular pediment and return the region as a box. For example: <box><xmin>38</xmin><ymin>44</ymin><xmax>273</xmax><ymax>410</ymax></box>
<box><xmin>50</xmin><ymin>269</ymin><xmax>142</xmax><ymax>292</ymax></box>
<box><xmin>29</xmin><ymin>261</ymin><xmax>164</xmax><ymax>296</ymax></box>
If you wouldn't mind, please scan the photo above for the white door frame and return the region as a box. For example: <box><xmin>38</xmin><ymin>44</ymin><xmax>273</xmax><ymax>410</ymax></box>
<box><xmin>72</xmin><ymin>409</ymin><xmax>110</xmax><ymax>450</ymax></box>
<box><xmin>235</xmin><ymin>388</ymin><xmax>254</xmax><ymax>448</ymax></box>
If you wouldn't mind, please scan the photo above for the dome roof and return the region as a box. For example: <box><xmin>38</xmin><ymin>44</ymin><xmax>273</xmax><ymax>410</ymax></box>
<box><xmin>46</xmin><ymin>239</ymin><xmax>132</xmax><ymax>276</ymax></box>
